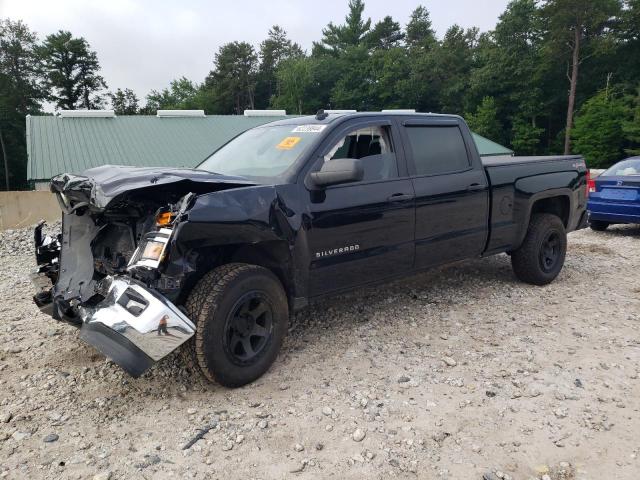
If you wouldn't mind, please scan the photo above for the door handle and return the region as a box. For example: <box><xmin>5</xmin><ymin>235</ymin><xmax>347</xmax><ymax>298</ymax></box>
<box><xmin>387</xmin><ymin>193</ymin><xmax>414</xmax><ymax>202</ymax></box>
<box><xmin>466</xmin><ymin>183</ymin><xmax>485</xmax><ymax>192</ymax></box>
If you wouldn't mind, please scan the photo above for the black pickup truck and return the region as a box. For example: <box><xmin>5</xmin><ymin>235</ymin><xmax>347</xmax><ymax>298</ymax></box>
<box><xmin>32</xmin><ymin>112</ymin><xmax>588</xmax><ymax>387</ymax></box>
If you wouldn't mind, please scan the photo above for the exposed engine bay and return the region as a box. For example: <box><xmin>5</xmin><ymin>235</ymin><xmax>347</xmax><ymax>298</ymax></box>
<box><xmin>32</xmin><ymin>165</ymin><xmax>264</xmax><ymax>376</ymax></box>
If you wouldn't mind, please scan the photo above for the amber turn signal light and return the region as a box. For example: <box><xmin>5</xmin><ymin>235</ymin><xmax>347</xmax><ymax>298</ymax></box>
<box><xmin>156</xmin><ymin>211</ymin><xmax>174</xmax><ymax>226</ymax></box>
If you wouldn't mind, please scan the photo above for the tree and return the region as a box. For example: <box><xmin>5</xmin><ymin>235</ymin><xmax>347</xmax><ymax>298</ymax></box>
<box><xmin>623</xmin><ymin>86</ymin><xmax>640</xmax><ymax>155</ymax></box>
<box><xmin>466</xmin><ymin>96</ymin><xmax>503</xmax><ymax>142</ymax></box>
<box><xmin>108</xmin><ymin>88</ymin><xmax>139</xmax><ymax>115</ymax></box>
<box><xmin>313</xmin><ymin>0</ymin><xmax>371</xmax><ymax>54</ymax></box>
<box><xmin>271</xmin><ymin>57</ymin><xmax>313</xmax><ymax>114</ymax></box>
<box><xmin>0</xmin><ymin>20</ymin><xmax>44</xmax><ymax>190</ymax></box>
<box><xmin>256</xmin><ymin>26</ymin><xmax>303</xmax><ymax>107</ymax></box>
<box><xmin>572</xmin><ymin>89</ymin><xmax>629</xmax><ymax>167</ymax></box>
<box><xmin>405</xmin><ymin>5</ymin><xmax>437</xmax><ymax>49</ymax></box>
<box><xmin>365</xmin><ymin>16</ymin><xmax>404</xmax><ymax>50</ymax></box>
<box><xmin>398</xmin><ymin>6</ymin><xmax>438</xmax><ymax>111</ymax></box>
<box><xmin>541</xmin><ymin>0</ymin><xmax>622</xmax><ymax>154</ymax></box>
<box><xmin>430</xmin><ymin>25</ymin><xmax>479</xmax><ymax>114</ymax></box>
<box><xmin>37</xmin><ymin>30</ymin><xmax>107</xmax><ymax>110</ymax></box>
<box><xmin>143</xmin><ymin>77</ymin><xmax>201</xmax><ymax>112</ymax></box>
<box><xmin>511</xmin><ymin>117</ymin><xmax>544</xmax><ymax>154</ymax></box>
<box><xmin>204</xmin><ymin>42</ymin><xmax>258</xmax><ymax>114</ymax></box>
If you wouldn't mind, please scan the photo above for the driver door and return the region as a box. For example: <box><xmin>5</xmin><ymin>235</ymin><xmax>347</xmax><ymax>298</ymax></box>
<box><xmin>304</xmin><ymin>118</ymin><xmax>415</xmax><ymax>297</ymax></box>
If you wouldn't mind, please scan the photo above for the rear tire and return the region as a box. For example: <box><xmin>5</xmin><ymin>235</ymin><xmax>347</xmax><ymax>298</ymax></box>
<box><xmin>589</xmin><ymin>220</ymin><xmax>609</xmax><ymax>231</ymax></box>
<box><xmin>183</xmin><ymin>263</ymin><xmax>288</xmax><ymax>388</ymax></box>
<box><xmin>511</xmin><ymin>213</ymin><xmax>567</xmax><ymax>286</ymax></box>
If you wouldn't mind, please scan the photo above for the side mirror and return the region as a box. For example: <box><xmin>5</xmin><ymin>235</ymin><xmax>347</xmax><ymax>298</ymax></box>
<box><xmin>310</xmin><ymin>158</ymin><xmax>364</xmax><ymax>187</ymax></box>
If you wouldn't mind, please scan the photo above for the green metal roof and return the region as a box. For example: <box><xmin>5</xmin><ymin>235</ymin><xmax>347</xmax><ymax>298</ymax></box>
<box><xmin>471</xmin><ymin>132</ymin><xmax>514</xmax><ymax>157</ymax></box>
<box><xmin>26</xmin><ymin>115</ymin><xmax>513</xmax><ymax>182</ymax></box>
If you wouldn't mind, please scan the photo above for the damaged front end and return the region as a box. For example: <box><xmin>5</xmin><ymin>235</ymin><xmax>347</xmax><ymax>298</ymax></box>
<box><xmin>32</xmin><ymin>165</ymin><xmax>254</xmax><ymax>377</ymax></box>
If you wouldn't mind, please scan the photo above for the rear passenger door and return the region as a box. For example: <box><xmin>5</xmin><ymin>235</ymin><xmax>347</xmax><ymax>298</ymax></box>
<box><xmin>399</xmin><ymin>118</ymin><xmax>489</xmax><ymax>269</ymax></box>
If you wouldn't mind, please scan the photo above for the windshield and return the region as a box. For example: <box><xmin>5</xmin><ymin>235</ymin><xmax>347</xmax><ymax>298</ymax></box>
<box><xmin>198</xmin><ymin>124</ymin><xmax>325</xmax><ymax>179</ymax></box>
<box><xmin>603</xmin><ymin>157</ymin><xmax>640</xmax><ymax>176</ymax></box>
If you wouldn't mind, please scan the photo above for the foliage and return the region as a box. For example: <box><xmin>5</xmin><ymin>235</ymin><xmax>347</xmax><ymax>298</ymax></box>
<box><xmin>144</xmin><ymin>77</ymin><xmax>201</xmax><ymax>112</ymax></box>
<box><xmin>313</xmin><ymin>0</ymin><xmax>371</xmax><ymax>54</ymax></box>
<box><xmin>0</xmin><ymin>19</ymin><xmax>44</xmax><ymax>189</ymax></box>
<box><xmin>203</xmin><ymin>42</ymin><xmax>258</xmax><ymax>114</ymax></box>
<box><xmin>540</xmin><ymin>0</ymin><xmax>623</xmax><ymax>153</ymax></box>
<box><xmin>466</xmin><ymin>97</ymin><xmax>503</xmax><ymax>143</ymax></box>
<box><xmin>511</xmin><ymin>117</ymin><xmax>545</xmax><ymax>155</ymax></box>
<box><xmin>255</xmin><ymin>26</ymin><xmax>303</xmax><ymax>107</ymax></box>
<box><xmin>37</xmin><ymin>30</ymin><xmax>107</xmax><ymax>110</ymax></box>
<box><xmin>572</xmin><ymin>90</ymin><xmax>630</xmax><ymax>167</ymax></box>
<box><xmin>108</xmin><ymin>88</ymin><xmax>139</xmax><ymax>115</ymax></box>
<box><xmin>271</xmin><ymin>57</ymin><xmax>312</xmax><ymax>114</ymax></box>
<box><xmin>622</xmin><ymin>85</ymin><xmax>640</xmax><ymax>155</ymax></box>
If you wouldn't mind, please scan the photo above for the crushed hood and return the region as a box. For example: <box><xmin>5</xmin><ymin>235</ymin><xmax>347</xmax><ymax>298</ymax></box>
<box><xmin>50</xmin><ymin>165</ymin><xmax>256</xmax><ymax>211</ymax></box>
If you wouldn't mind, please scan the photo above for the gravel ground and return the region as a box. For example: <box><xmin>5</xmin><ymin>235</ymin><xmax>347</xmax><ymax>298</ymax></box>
<box><xmin>0</xmin><ymin>224</ymin><xmax>639</xmax><ymax>480</ymax></box>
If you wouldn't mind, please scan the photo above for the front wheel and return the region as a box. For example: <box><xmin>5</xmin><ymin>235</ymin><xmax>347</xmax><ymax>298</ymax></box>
<box><xmin>511</xmin><ymin>213</ymin><xmax>567</xmax><ymax>286</ymax></box>
<box><xmin>589</xmin><ymin>220</ymin><xmax>609</xmax><ymax>231</ymax></box>
<box><xmin>183</xmin><ymin>263</ymin><xmax>288</xmax><ymax>387</ymax></box>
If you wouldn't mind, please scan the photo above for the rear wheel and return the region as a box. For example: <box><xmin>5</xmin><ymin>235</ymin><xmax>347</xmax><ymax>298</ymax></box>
<box><xmin>511</xmin><ymin>213</ymin><xmax>567</xmax><ymax>286</ymax></box>
<box><xmin>589</xmin><ymin>220</ymin><xmax>609</xmax><ymax>231</ymax></box>
<box><xmin>183</xmin><ymin>263</ymin><xmax>288</xmax><ymax>387</ymax></box>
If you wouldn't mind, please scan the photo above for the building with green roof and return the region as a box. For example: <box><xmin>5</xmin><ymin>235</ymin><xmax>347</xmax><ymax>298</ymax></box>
<box><xmin>26</xmin><ymin>111</ymin><xmax>513</xmax><ymax>189</ymax></box>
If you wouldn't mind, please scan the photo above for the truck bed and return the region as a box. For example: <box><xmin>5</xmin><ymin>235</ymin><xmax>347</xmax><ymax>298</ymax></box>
<box><xmin>481</xmin><ymin>154</ymin><xmax>587</xmax><ymax>256</ymax></box>
<box><xmin>482</xmin><ymin>155</ymin><xmax>583</xmax><ymax>167</ymax></box>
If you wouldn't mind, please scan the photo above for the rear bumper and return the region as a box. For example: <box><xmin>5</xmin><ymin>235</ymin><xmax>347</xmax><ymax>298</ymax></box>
<box><xmin>589</xmin><ymin>211</ymin><xmax>640</xmax><ymax>224</ymax></box>
<box><xmin>587</xmin><ymin>200</ymin><xmax>640</xmax><ymax>224</ymax></box>
<box><xmin>587</xmin><ymin>200</ymin><xmax>640</xmax><ymax>223</ymax></box>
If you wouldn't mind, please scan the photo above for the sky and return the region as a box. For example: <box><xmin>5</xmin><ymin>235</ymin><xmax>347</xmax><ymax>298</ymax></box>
<box><xmin>1</xmin><ymin>0</ymin><xmax>511</xmax><ymax>103</ymax></box>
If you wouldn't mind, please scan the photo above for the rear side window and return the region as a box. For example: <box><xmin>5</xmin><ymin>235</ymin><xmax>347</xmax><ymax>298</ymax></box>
<box><xmin>404</xmin><ymin>126</ymin><xmax>470</xmax><ymax>176</ymax></box>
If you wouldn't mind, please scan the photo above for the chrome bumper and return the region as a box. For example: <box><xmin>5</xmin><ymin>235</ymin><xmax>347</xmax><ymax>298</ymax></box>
<box><xmin>78</xmin><ymin>276</ymin><xmax>195</xmax><ymax>377</ymax></box>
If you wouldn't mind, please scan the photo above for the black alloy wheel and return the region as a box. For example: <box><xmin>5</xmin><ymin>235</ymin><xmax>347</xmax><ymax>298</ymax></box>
<box><xmin>539</xmin><ymin>231</ymin><xmax>561</xmax><ymax>273</ymax></box>
<box><xmin>224</xmin><ymin>292</ymin><xmax>274</xmax><ymax>365</ymax></box>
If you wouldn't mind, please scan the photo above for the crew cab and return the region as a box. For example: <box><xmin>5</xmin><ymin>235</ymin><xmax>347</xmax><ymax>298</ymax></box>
<box><xmin>32</xmin><ymin>112</ymin><xmax>588</xmax><ymax>387</ymax></box>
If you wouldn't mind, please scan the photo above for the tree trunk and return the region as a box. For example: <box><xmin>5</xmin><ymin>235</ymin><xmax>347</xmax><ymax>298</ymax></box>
<box><xmin>564</xmin><ymin>29</ymin><xmax>581</xmax><ymax>155</ymax></box>
<box><xmin>0</xmin><ymin>126</ymin><xmax>10</xmax><ymax>191</ymax></box>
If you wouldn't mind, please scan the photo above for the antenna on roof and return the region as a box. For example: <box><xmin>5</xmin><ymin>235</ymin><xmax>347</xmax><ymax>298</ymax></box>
<box><xmin>315</xmin><ymin>109</ymin><xmax>328</xmax><ymax>120</ymax></box>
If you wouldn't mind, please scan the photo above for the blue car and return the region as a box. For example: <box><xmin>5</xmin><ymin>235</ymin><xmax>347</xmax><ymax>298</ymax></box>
<box><xmin>587</xmin><ymin>156</ymin><xmax>640</xmax><ymax>231</ymax></box>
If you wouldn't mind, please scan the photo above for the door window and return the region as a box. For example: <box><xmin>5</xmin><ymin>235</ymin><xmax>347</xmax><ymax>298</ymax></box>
<box><xmin>404</xmin><ymin>126</ymin><xmax>470</xmax><ymax>176</ymax></box>
<box><xmin>324</xmin><ymin>126</ymin><xmax>398</xmax><ymax>181</ymax></box>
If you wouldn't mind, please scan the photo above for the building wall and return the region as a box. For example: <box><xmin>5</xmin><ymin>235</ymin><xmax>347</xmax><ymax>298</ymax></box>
<box><xmin>0</xmin><ymin>191</ymin><xmax>61</xmax><ymax>230</ymax></box>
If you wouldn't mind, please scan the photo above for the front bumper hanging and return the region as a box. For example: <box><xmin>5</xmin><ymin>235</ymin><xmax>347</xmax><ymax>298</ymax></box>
<box><xmin>32</xmin><ymin>221</ymin><xmax>195</xmax><ymax>378</ymax></box>
<box><xmin>79</xmin><ymin>276</ymin><xmax>195</xmax><ymax>377</ymax></box>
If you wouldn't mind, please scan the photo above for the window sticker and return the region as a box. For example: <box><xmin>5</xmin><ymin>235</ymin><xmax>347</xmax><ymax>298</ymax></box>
<box><xmin>277</xmin><ymin>136</ymin><xmax>302</xmax><ymax>150</ymax></box>
<box><xmin>292</xmin><ymin>125</ymin><xmax>327</xmax><ymax>133</ymax></box>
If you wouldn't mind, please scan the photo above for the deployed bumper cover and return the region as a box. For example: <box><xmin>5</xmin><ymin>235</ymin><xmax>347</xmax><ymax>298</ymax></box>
<box><xmin>79</xmin><ymin>276</ymin><xmax>195</xmax><ymax>377</ymax></box>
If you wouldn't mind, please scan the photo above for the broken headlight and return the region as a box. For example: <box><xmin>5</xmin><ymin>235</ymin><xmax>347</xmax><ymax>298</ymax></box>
<box><xmin>128</xmin><ymin>228</ymin><xmax>173</xmax><ymax>270</ymax></box>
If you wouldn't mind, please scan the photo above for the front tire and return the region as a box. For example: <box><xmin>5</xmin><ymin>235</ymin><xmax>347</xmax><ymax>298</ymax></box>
<box><xmin>511</xmin><ymin>213</ymin><xmax>567</xmax><ymax>286</ymax></box>
<box><xmin>589</xmin><ymin>220</ymin><xmax>609</xmax><ymax>231</ymax></box>
<box><xmin>183</xmin><ymin>263</ymin><xmax>288</xmax><ymax>387</ymax></box>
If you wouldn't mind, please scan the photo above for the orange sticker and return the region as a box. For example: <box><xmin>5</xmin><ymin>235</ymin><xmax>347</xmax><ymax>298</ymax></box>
<box><xmin>277</xmin><ymin>136</ymin><xmax>301</xmax><ymax>150</ymax></box>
